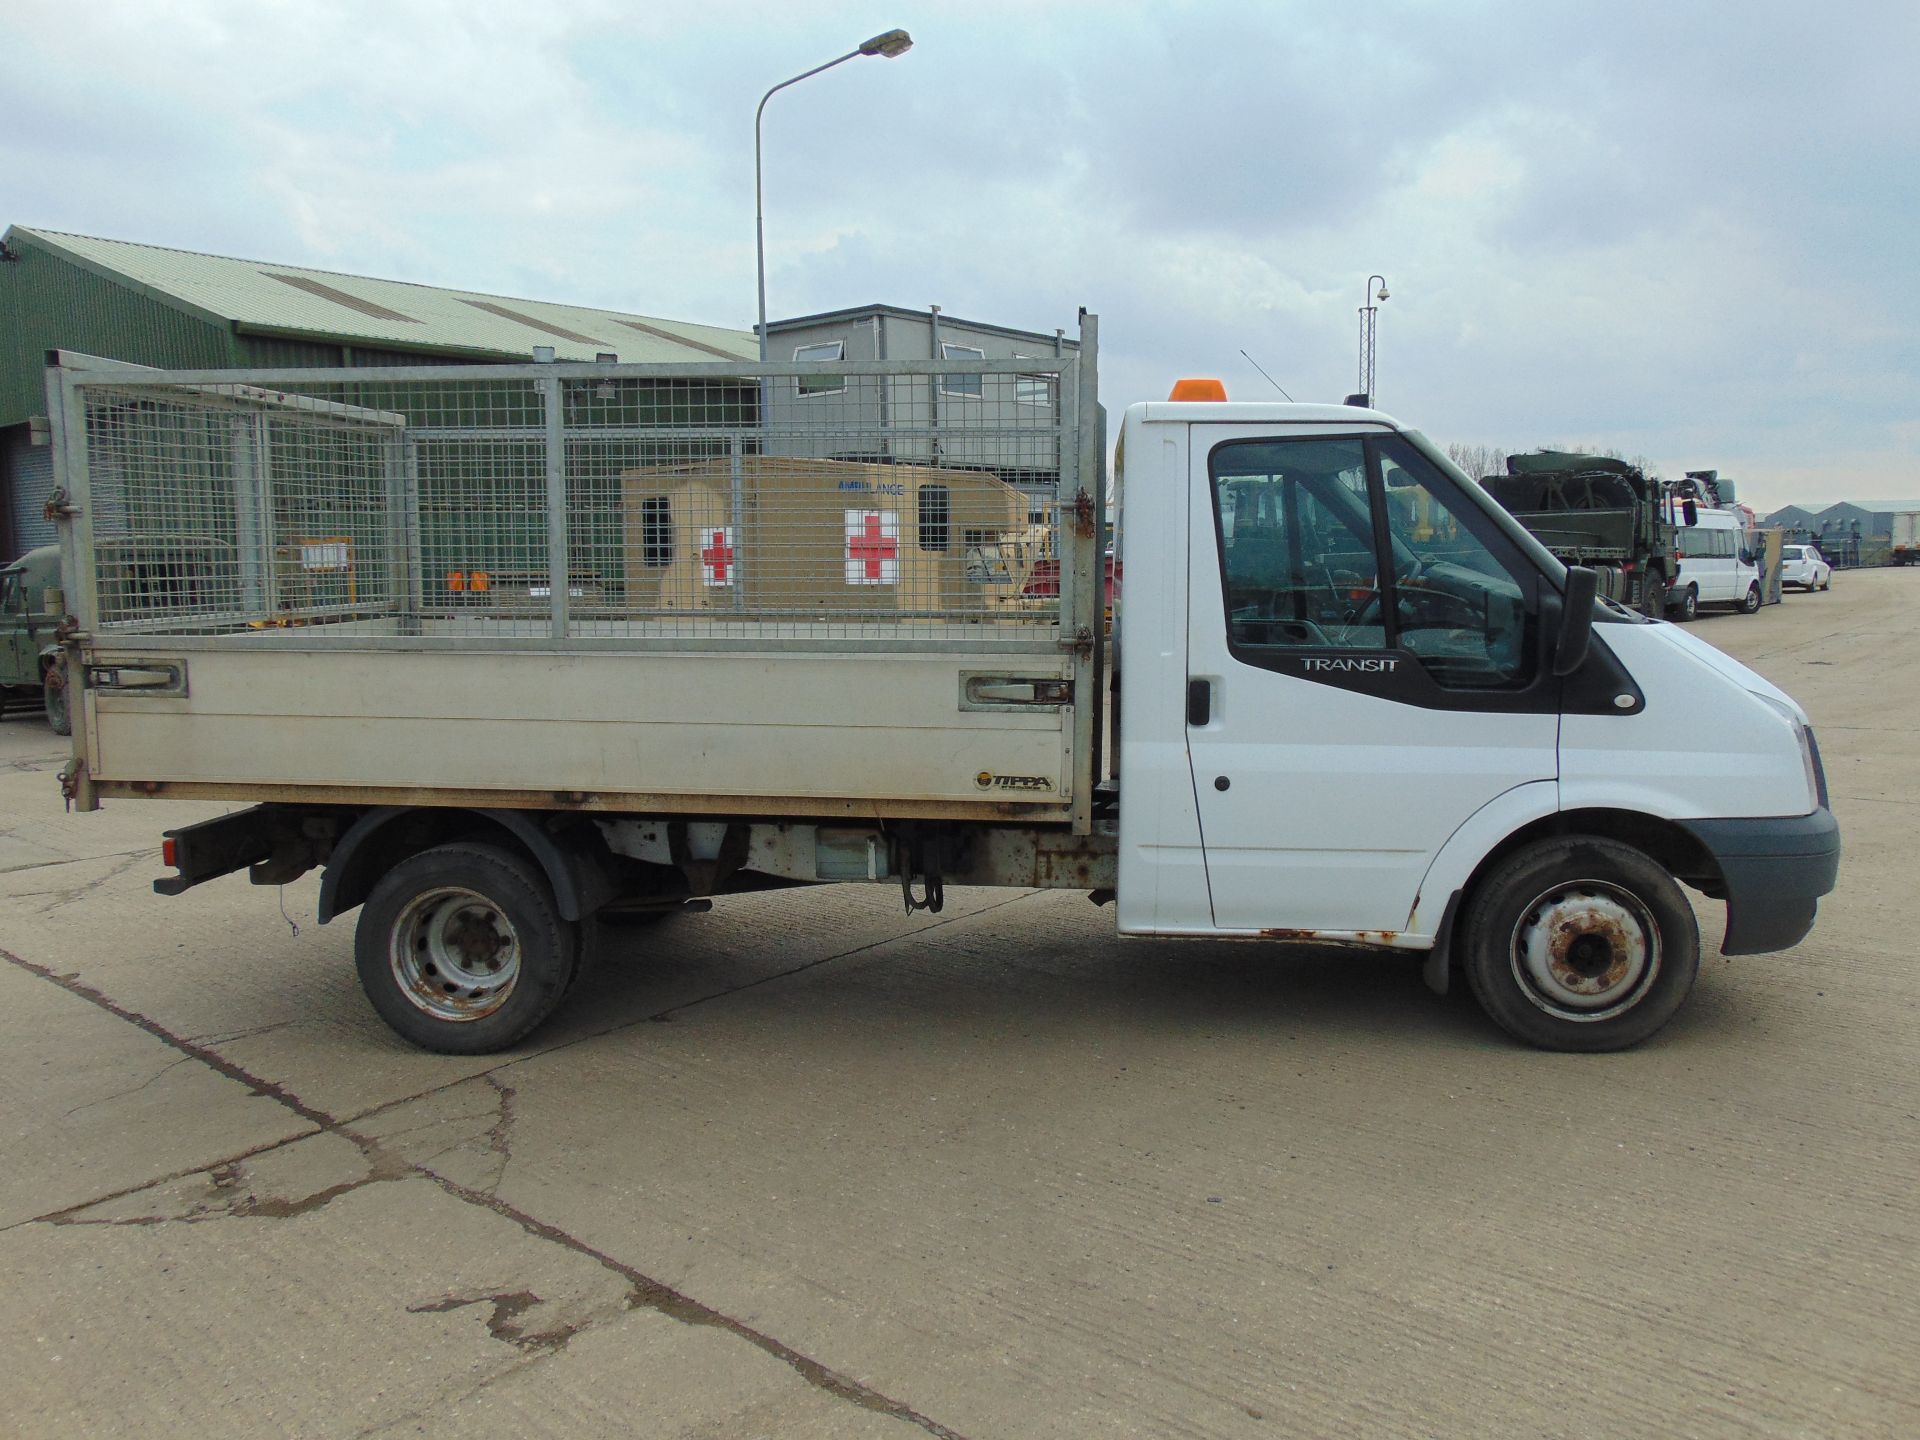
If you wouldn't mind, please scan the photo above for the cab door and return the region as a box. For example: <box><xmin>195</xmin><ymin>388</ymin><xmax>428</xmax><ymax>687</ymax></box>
<box><xmin>1184</xmin><ymin>428</ymin><xmax>1559</xmax><ymax>934</ymax></box>
<box><xmin>1</xmin><ymin>569</ymin><xmax>32</xmax><ymax>686</ymax></box>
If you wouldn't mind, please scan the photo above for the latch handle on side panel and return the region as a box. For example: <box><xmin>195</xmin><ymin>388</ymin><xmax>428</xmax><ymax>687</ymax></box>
<box><xmin>960</xmin><ymin>674</ymin><xmax>1072</xmax><ymax>710</ymax></box>
<box><xmin>84</xmin><ymin>660</ymin><xmax>188</xmax><ymax>697</ymax></box>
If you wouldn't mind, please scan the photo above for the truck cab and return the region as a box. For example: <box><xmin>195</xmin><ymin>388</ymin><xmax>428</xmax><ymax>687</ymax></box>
<box><xmin>0</xmin><ymin>546</ymin><xmax>69</xmax><ymax>734</ymax></box>
<box><xmin>1113</xmin><ymin>396</ymin><xmax>1838</xmax><ymax>1048</ymax></box>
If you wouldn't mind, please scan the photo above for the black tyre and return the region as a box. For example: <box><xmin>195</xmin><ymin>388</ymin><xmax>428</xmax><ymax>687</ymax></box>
<box><xmin>42</xmin><ymin>659</ymin><xmax>71</xmax><ymax>737</ymax></box>
<box><xmin>1461</xmin><ymin>836</ymin><xmax>1700</xmax><ymax>1052</ymax></box>
<box><xmin>1672</xmin><ymin>585</ymin><xmax>1698</xmax><ymax>622</ymax></box>
<box><xmin>1739</xmin><ymin>582</ymin><xmax>1761</xmax><ymax>614</ymax></box>
<box><xmin>1640</xmin><ymin>577</ymin><xmax>1668</xmax><ymax>620</ymax></box>
<box><xmin>354</xmin><ymin>842</ymin><xmax>575</xmax><ymax>1053</ymax></box>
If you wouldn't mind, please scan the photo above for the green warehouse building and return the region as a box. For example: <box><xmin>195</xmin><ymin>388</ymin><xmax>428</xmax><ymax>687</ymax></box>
<box><xmin>0</xmin><ymin>226</ymin><xmax>757</xmax><ymax>561</ymax></box>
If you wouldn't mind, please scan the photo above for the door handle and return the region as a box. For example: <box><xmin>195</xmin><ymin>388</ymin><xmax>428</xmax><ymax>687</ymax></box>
<box><xmin>1186</xmin><ymin>678</ymin><xmax>1212</xmax><ymax>727</ymax></box>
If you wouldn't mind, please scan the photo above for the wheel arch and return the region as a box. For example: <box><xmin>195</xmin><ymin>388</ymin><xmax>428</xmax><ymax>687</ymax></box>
<box><xmin>318</xmin><ymin>807</ymin><xmax>618</xmax><ymax>925</ymax></box>
<box><xmin>1416</xmin><ymin>795</ymin><xmax>1725</xmax><ymax>991</ymax></box>
<box><xmin>1471</xmin><ymin>808</ymin><xmax>1725</xmax><ymax>899</ymax></box>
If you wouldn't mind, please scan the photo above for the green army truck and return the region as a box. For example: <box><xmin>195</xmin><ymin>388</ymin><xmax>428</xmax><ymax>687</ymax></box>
<box><xmin>0</xmin><ymin>546</ymin><xmax>70</xmax><ymax>735</ymax></box>
<box><xmin>1480</xmin><ymin>452</ymin><xmax>1685</xmax><ymax>619</ymax></box>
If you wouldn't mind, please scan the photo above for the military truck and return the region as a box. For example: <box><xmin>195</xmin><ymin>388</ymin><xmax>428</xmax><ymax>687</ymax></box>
<box><xmin>0</xmin><ymin>545</ymin><xmax>70</xmax><ymax>735</ymax></box>
<box><xmin>1480</xmin><ymin>452</ymin><xmax>1684</xmax><ymax>618</ymax></box>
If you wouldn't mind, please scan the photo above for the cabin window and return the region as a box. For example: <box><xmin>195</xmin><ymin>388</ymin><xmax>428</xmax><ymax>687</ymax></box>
<box><xmin>918</xmin><ymin>484</ymin><xmax>951</xmax><ymax>552</ymax></box>
<box><xmin>1013</xmin><ymin>354</ymin><xmax>1055</xmax><ymax>407</ymax></box>
<box><xmin>794</xmin><ymin>341</ymin><xmax>845</xmax><ymax>397</ymax></box>
<box><xmin>940</xmin><ymin>343</ymin><xmax>984</xmax><ymax>398</ymax></box>
<box><xmin>639</xmin><ymin>497</ymin><xmax>673</xmax><ymax>567</ymax></box>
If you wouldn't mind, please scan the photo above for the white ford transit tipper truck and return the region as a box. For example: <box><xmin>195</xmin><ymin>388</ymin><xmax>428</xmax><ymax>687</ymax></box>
<box><xmin>41</xmin><ymin>320</ymin><xmax>1838</xmax><ymax>1054</ymax></box>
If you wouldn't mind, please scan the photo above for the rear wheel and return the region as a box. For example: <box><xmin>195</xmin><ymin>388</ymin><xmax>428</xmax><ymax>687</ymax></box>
<box><xmin>1739</xmin><ymin>582</ymin><xmax>1761</xmax><ymax>614</ymax></box>
<box><xmin>354</xmin><ymin>842</ymin><xmax>575</xmax><ymax>1053</ymax></box>
<box><xmin>1461</xmin><ymin>836</ymin><xmax>1700</xmax><ymax>1052</ymax></box>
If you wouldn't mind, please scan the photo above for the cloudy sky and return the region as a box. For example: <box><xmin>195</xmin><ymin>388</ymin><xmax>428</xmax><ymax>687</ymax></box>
<box><xmin>4</xmin><ymin>0</ymin><xmax>1914</xmax><ymax>509</ymax></box>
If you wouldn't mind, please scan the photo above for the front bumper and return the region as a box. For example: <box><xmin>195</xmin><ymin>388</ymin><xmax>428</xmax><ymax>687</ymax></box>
<box><xmin>1679</xmin><ymin>808</ymin><xmax>1841</xmax><ymax>955</ymax></box>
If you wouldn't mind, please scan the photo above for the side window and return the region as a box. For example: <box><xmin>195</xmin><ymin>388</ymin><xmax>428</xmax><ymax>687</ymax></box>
<box><xmin>1376</xmin><ymin>438</ymin><xmax>1534</xmax><ymax>689</ymax></box>
<box><xmin>0</xmin><ymin>573</ymin><xmax>20</xmax><ymax>615</ymax></box>
<box><xmin>794</xmin><ymin>341</ymin><xmax>845</xmax><ymax>397</ymax></box>
<box><xmin>1012</xmin><ymin>354</ymin><xmax>1055</xmax><ymax>407</ymax></box>
<box><xmin>940</xmin><ymin>342</ymin><xmax>985</xmax><ymax>398</ymax></box>
<box><xmin>1210</xmin><ymin>437</ymin><xmax>1382</xmax><ymax>652</ymax></box>
<box><xmin>639</xmin><ymin>497</ymin><xmax>673</xmax><ymax>567</ymax></box>
<box><xmin>917</xmin><ymin>484</ymin><xmax>950</xmax><ymax>552</ymax></box>
<box><xmin>1210</xmin><ymin>436</ymin><xmax>1535</xmax><ymax>689</ymax></box>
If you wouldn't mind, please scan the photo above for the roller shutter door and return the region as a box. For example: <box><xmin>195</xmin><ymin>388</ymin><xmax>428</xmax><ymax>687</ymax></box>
<box><xmin>4</xmin><ymin>426</ymin><xmax>57</xmax><ymax>561</ymax></box>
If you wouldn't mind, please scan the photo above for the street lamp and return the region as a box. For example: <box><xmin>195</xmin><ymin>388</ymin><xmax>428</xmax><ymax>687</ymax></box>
<box><xmin>1357</xmin><ymin>274</ymin><xmax>1389</xmax><ymax>407</ymax></box>
<box><xmin>755</xmin><ymin>29</ymin><xmax>913</xmax><ymax>362</ymax></box>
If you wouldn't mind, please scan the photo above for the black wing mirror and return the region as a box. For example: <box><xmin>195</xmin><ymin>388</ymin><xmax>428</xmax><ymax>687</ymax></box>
<box><xmin>1553</xmin><ymin>566</ymin><xmax>1599</xmax><ymax>678</ymax></box>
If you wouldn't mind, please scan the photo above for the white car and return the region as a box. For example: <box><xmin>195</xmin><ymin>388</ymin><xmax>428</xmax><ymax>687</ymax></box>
<box><xmin>1780</xmin><ymin>544</ymin><xmax>1833</xmax><ymax>591</ymax></box>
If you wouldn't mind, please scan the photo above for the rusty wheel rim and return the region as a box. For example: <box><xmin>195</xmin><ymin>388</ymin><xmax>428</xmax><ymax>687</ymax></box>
<box><xmin>390</xmin><ymin>886</ymin><xmax>521</xmax><ymax>1022</ymax></box>
<box><xmin>1509</xmin><ymin>880</ymin><xmax>1661</xmax><ymax>1022</ymax></box>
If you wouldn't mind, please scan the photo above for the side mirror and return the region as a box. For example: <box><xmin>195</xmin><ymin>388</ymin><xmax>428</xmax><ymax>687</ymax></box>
<box><xmin>1553</xmin><ymin>566</ymin><xmax>1599</xmax><ymax>678</ymax></box>
<box><xmin>1682</xmin><ymin>499</ymin><xmax>1698</xmax><ymax>526</ymax></box>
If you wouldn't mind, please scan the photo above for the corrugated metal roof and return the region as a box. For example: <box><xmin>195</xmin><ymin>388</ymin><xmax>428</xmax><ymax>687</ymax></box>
<box><xmin>10</xmin><ymin>227</ymin><xmax>757</xmax><ymax>364</ymax></box>
<box><xmin>1775</xmin><ymin>499</ymin><xmax>1920</xmax><ymax>517</ymax></box>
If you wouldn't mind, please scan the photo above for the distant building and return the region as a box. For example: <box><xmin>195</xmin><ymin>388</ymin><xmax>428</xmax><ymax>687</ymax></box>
<box><xmin>762</xmin><ymin>304</ymin><xmax>1079</xmax><ymax>522</ymax></box>
<box><xmin>1762</xmin><ymin>499</ymin><xmax>1920</xmax><ymax>565</ymax></box>
<box><xmin>1760</xmin><ymin>504</ymin><xmax>1823</xmax><ymax>535</ymax></box>
<box><xmin>0</xmin><ymin>226</ymin><xmax>757</xmax><ymax>560</ymax></box>
<box><xmin>1762</xmin><ymin>499</ymin><xmax>1920</xmax><ymax>541</ymax></box>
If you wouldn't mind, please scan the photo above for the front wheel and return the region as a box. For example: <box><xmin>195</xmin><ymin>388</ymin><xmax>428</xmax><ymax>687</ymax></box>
<box><xmin>354</xmin><ymin>842</ymin><xmax>576</xmax><ymax>1053</ymax></box>
<box><xmin>1739</xmin><ymin>582</ymin><xmax>1762</xmax><ymax>614</ymax></box>
<box><xmin>1640</xmin><ymin>576</ymin><xmax>1668</xmax><ymax>620</ymax></box>
<box><xmin>1671</xmin><ymin>584</ymin><xmax>1698</xmax><ymax>622</ymax></box>
<box><xmin>1461</xmin><ymin>836</ymin><xmax>1701</xmax><ymax>1051</ymax></box>
<box><xmin>42</xmin><ymin>659</ymin><xmax>71</xmax><ymax>737</ymax></box>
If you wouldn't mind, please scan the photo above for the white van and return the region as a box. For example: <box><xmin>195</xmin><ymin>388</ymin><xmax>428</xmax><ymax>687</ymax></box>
<box><xmin>1669</xmin><ymin>507</ymin><xmax>1760</xmax><ymax>618</ymax></box>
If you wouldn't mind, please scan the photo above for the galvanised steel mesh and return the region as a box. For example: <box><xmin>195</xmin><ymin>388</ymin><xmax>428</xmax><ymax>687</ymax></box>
<box><xmin>63</xmin><ymin>358</ymin><xmax>1078</xmax><ymax>645</ymax></box>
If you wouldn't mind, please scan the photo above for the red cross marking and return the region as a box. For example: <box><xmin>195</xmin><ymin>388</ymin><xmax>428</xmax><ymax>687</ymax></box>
<box><xmin>848</xmin><ymin>513</ymin><xmax>898</xmax><ymax>581</ymax></box>
<box><xmin>701</xmin><ymin>529</ymin><xmax>734</xmax><ymax>584</ymax></box>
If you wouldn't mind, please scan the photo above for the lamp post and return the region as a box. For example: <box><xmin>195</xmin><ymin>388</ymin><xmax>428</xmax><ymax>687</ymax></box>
<box><xmin>755</xmin><ymin>29</ymin><xmax>913</xmax><ymax>362</ymax></box>
<box><xmin>1357</xmin><ymin>274</ymin><xmax>1389</xmax><ymax>406</ymax></box>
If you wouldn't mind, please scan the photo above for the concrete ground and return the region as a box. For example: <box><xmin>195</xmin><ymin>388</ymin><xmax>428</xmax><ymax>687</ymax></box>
<box><xmin>1</xmin><ymin>571</ymin><xmax>1915</xmax><ymax>1439</ymax></box>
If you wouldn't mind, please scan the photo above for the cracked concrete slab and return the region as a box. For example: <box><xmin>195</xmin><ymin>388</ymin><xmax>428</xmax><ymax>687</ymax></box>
<box><xmin>0</xmin><ymin>958</ymin><xmax>312</xmax><ymax>1228</ymax></box>
<box><xmin>2</xmin><ymin>1137</ymin><xmax>635</xmax><ymax>1438</ymax></box>
<box><xmin>356</xmin><ymin>1304</ymin><xmax>921</xmax><ymax>1439</ymax></box>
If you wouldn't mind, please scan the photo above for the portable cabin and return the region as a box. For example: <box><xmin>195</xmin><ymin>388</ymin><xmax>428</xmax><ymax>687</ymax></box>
<box><xmin>616</xmin><ymin>457</ymin><xmax>1040</xmax><ymax>620</ymax></box>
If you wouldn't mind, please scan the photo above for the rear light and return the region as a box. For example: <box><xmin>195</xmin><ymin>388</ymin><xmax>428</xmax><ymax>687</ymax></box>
<box><xmin>162</xmin><ymin>837</ymin><xmax>177</xmax><ymax>868</ymax></box>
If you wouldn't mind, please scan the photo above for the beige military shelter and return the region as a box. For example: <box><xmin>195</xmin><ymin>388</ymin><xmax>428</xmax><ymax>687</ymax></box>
<box><xmin>619</xmin><ymin>457</ymin><xmax>1043</xmax><ymax>619</ymax></box>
